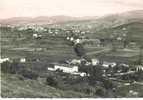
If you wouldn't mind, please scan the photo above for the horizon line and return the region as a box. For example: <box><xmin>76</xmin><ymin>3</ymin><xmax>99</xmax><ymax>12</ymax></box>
<box><xmin>0</xmin><ymin>9</ymin><xmax>143</xmax><ymax>20</ymax></box>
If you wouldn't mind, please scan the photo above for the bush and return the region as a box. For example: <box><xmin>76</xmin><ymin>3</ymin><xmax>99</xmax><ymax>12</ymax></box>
<box><xmin>103</xmin><ymin>79</ymin><xmax>114</xmax><ymax>90</ymax></box>
<box><xmin>46</xmin><ymin>76</ymin><xmax>58</xmax><ymax>87</ymax></box>
<box><xmin>20</xmin><ymin>69</ymin><xmax>39</xmax><ymax>80</ymax></box>
<box><xmin>95</xmin><ymin>86</ymin><xmax>106</xmax><ymax>97</ymax></box>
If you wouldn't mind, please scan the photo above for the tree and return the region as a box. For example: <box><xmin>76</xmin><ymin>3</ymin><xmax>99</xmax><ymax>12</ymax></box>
<box><xmin>74</xmin><ymin>43</ymin><xmax>86</xmax><ymax>58</ymax></box>
<box><xmin>95</xmin><ymin>86</ymin><xmax>106</xmax><ymax>97</ymax></box>
<box><xmin>1</xmin><ymin>61</ymin><xmax>20</xmax><ymax>74</ymax></box>
<box><xmin>1</xmin><ymin>61</ymin><xmax>11</xmax><ymax>73</ymax></box>
<box><xmin>102</xmin><ymin>79</ymin><xmax>114</xmax><ymax>90</ymax></box>
<box><xmin>88</xmin><ymin>65</ymin><xmax>104</xmax><ymax>85</ymax></box>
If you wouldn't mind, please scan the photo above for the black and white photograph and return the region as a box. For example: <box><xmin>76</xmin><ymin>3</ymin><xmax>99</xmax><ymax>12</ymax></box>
<box><xmin>0</xmin><ymin>0</ymin><xmax>143</xmax><ymax>98</ymax></box>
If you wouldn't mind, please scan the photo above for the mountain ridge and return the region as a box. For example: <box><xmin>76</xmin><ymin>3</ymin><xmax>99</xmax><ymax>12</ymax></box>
<box><xmin>0</xmin><ymin>10</ymin><xmax>143</xmax><ymax>26</ymax></box>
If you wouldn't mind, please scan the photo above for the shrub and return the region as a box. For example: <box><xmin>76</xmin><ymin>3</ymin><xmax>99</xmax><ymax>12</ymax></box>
<box><xmin>20</xmin><ymin>69</ymin><xmax>39</xmax><ymax>80</ymax></box>
<box><xmin>95</xmin><ymin>86</ymin><xmax>106</xmax><ymax>97</ymax></box>
<box><xmin>102</xmin><ymin>79</ymin><xmax>114</xmax><ymax>90</ymax></box>
<box><xmin>46</xmin><ymin>76</ymin><xmax>58</xmax><ymax>87</ymax></box>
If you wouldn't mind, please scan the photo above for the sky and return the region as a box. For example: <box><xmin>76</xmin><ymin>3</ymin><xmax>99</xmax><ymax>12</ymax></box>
<box><xmin>0</xmin><ymin>0</ymin><xmax>143</xmax><ymax>19</ymax></box>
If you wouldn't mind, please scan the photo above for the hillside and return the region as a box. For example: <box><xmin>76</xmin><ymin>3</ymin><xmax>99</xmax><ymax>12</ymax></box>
<box><xmin>1</xmin><ymin>10</ymin><xmax>143</xmax><ymax>98</ymax></box>
<box><xmin>54</xmin><ymin>10</ymin><xmax>143</xmax><ymax>30</ymax></box>
<box><xmin>88</xmin><ymin>22</ymin><xmax>143</xmax><ymax>41</ymax></box>
<box><xmin>1</xmin><ymin>73</ymin><xmax>89</xmax><ymax>98</ymax></box>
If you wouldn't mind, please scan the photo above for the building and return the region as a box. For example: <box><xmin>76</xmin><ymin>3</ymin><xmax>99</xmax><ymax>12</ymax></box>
<box><xmin>0</xmin><ymin>58</ymin><xmax>9</xmax><ymax>63</ymax></box>
<box><xmin>135</xmin><ymin>65</ymin><xmax>143</xmax><ymax>71</ymax></box>
<box><xmin>91</xmin><ymin>58</ymin><xmax>99</xmax><ymax>65</ymax></box>
<box><xmin>102</xmin><ymin>61</ymin><xmax>116</xmax><ymax>68</ymax></box>
<box><xmin>33</xmin><ymin>33</ymin><xmax>42</xmax><ymax>39</ymax></box>
<box><xmin>70</xmin><ymin>59</ymin><xmax>81</xmax><ymax>65</ymax></box>
<box><xmin>20</xmin><ymin>58</ymin><xmax>26</xmax><ymax>63</ymax></box>
<box><xmin>48</xmin><ymin>64</ymin><xmax>78</xmax><ymax>73</ymax></box>
<box><xmin>33</xmin><ymin>33</ymin><xmax>38</xmax><ymax>38</ymax></box>
<box><xmin>72</xmin><ymin>72</ymin><xmax>87</xmax><ymax>77</ymax></box>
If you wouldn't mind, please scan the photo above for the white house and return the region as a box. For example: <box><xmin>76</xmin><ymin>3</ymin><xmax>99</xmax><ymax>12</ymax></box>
<box><xmin>47</xmin><ymin>67</ymin><xmax>56</xmax><ymax>71</ymax></box>
<box><xmin>102</xmin><ymin>62</ymin><xmax>116</xmax><ymax>68</ymax></box>
<box><xmin>20</xmin><ymin>58</ymin><xmax>26</xmax><ymax>63</ymax></box>
<box><xmin>33</xmin><ymin>33</ymin><xmax>42</xmax><ymax>38</ymax></box>
<box><xmin>33</xmin><ymin>33</ymin><xmax>38</xmax><ymax>38</ymax></box>
<box><xmin>66</xmin><ymin>37</ymin><xmax>70</xmax><ymax>40</ymax></box>
<box><xmin>70</xmin><ymin>59</ymin><xmax>81</xmax><ymax>65</ymax></box>
<box><xmin>72</xmin><ymin>72</ymin><xmax>87</xmax><ymax>77</ymax></box>
<box><xmin>48</xmin><ymin>64</ymin><xmax>78</xmax><ymax>73</ymax></box>
<box><xmin>75</xmin><ymin>39</ymin><xmax>81</xmax><ymax>44</ymax></box>
<box><xmin>0</xmin><ymin>58</ymin><xmax>10</xmax><ymax>63</ymax></box>
<box><xmin>91</xmin><ymin>58</ymin><xmax>99</xmax><ymax>65</ymax></box>
<box><xmin>70</xmin><ymin>37</ymin><xmax>74</xmax><ymax>41</ymax></box>
<box><xmin>135</xmin><ymin>65</ymin><xmax>143</xmax><ymax>71</ymax></box>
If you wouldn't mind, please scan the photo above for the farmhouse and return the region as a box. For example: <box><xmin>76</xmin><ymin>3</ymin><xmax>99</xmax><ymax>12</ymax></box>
<box><xmin>48</xmin><ymin>64</ymin><xmax>78</xmax><ymax>73</ymax></box>
<box><xmin>102</xmin><ymin>61</ymin><xmax>116</xmax><ymax>68</ymax></box>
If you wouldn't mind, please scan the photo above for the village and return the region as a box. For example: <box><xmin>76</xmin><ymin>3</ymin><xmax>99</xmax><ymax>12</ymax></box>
<box><xmin>1</xmin><ymin>23</ymin><xmax>143</xmax><ymax>97</ymax></box>
<box><xmin>1</xmin><ymin>26</ymin><xmax>143</xmax><ymax>77</ymax></box>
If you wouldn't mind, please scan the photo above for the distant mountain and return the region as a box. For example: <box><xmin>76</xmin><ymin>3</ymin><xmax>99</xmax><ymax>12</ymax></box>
<box><xmin>96</xmin><ymin>10</ymin><xmax>143</xmax><ymax>28</ymax></box>
<box><xmin>88</xmin><ymin>22</ymin><xmax>143</xmax><ymax>40</ymax></box>
<box><xmin>0</xmin><ymin>16</ymin><xmax>75</xmax><ymax>24</ymax></box>
<box><xmin>0</xmin><ymin>15</ymin><xmax>98</xmax><ymax>25</ymax></box>
<box><xmin>55</xmin><ymin>10</ymin><xmax>143</xmax><ymax>30</ymax></box>
<box><xmin>0</xmin><ymin>10</ymin><xmax>143</xmax><ymax>27</ymax></box>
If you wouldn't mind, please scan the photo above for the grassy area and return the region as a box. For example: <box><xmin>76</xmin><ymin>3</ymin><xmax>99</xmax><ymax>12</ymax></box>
<box><xmin>116</xmin><ymin>83</ymin><xmax>143</xmax><ymax>97</ymax></box>
<box><xmin>1</xmin><ymin>72</ymin><xmax>89</xmax><ymax>98</ymax></box>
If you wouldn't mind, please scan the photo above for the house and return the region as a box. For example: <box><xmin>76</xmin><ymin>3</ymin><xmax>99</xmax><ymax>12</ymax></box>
<box><xmin>33</xmin><ymin>33</ymin><xmax>42</xmax><ymax>39</ymax></box>
<box><xmin>102</xmin><ymin>61</ymin><xmax>116</xmax><ymax>68</ymax></box>
<box><xmin>70</xmin><ymin>37</ymin><xmax>74</xmax><ymax>41</ymax></box>
<box><xmin>91</xmin><ymin>58</ymin><xmax>99</xmax><ymax>65</ymax></box>
<box><xmin>75</xmin><ymin>39</ymin><xmax>81</xmax><ymax>44</ymax></box>
<box><xmin>66</xmin><ymin>37</ymin><xmax>70</xmax><ymax>40</ymax></box>
<box><xmin>135</xmin><ymin>65</ymin><xmax>143</xmax><ymax>71</ymax></box>
<box><xmin>33</xmin><ymin>33</ymin><xmax>38</xmax><ymax>38</ymax></box>
<box><xmin>20</xmin><ymin>58</ymin><xmax>26</xmax><ymax>63</ymax></box>
<box><xmin>0</xmin><ymin>58</ymin><xmax>10</xmax><ymax>63</ymax></box>
<box><xmin>55</xmin><ymin>64</ymin><xmax>78</xmax><ymax>73</ymax></box>
<box><xmin>70</xmin><ymin>59</ymin><xmax>81</xmax><ymax>65</ymax></box>
<box><xmin>72</xmin><ymin>72</ymin><xmax>87</xmax><ymax>77</ymax></box>
<box><xmin>48</xmin><ymin>64</ymin><xmax>78</xmax><ymax>73</ymax></box>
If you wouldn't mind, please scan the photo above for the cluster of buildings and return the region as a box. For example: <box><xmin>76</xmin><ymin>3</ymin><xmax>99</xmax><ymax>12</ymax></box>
<box><xmin>1</xmin><ymin>53</ymin><xmax>142</xmax><ymax>78</ymax></box>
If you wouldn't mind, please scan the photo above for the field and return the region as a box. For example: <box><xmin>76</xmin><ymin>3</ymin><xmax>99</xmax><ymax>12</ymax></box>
<box><xmin>1</xmin><ymin>72</ymin><xmax>89</xmax><ymax>98</ymax></box>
